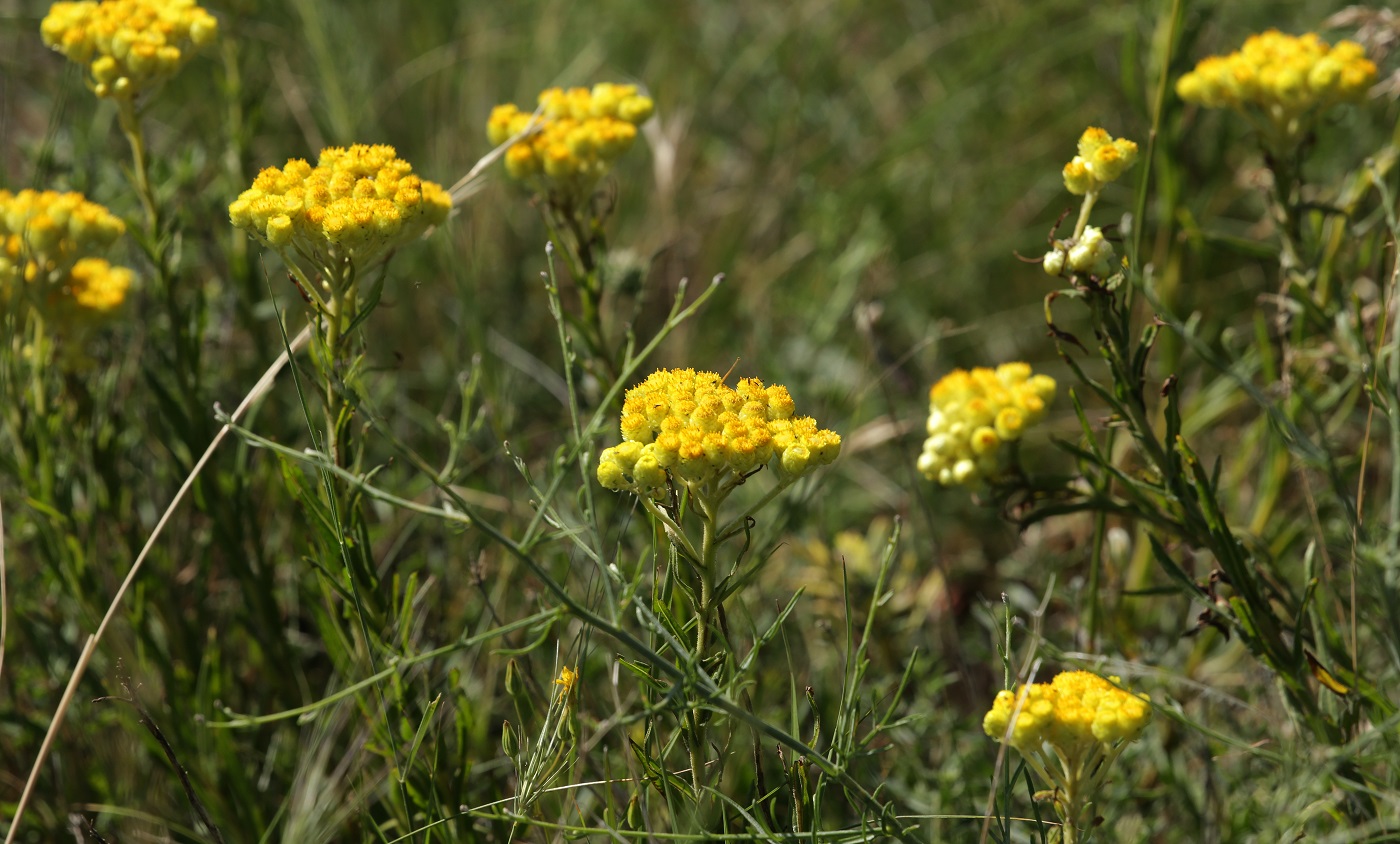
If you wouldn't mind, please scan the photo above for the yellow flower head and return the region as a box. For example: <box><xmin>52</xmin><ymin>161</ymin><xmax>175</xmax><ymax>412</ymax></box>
<box><xmin>917</xmin><ymin>362</ymin><xmax>1055</xmax><ymax>488</ymax></box>
<box><xmin>488</xmin><ymin>83</ymin><xmax>654</xmax><ymax>201</ymax></box>
<box><xmin>983</xmin><ymin>671</ymin><xmax>1151</xmax><ymax>755</ymax></box>
<box><xmin>0</xmin><ymin>189</ymin><xmax>134</xmax><ymax>316</ymax></box>
<box><xmin>1061</xmin><ymin>127</ymin><xmax>1138</xmax><ymax>195</ymax></box>
<box><xmin>1176</xmin><ymin>30</ymin><xmax>1376</xmax><ymax>143</ymax></box>
<box><xmin>228</xmin><ymin>144</ymin><xmax>452</xmax><ymax>272</ymax></box>
<box><xmin>63</xmin><ymin>257</ymin><xmax>134</xmax><ymax>312</ymax></box>
<box><xmin>598</xmin><ymin>368</ymin><xmax>841</xmax><ymax>496</ymax></box>
<box><xmin>41</xmin><ymin>0</ymin><xmax>218</xmax><ymax>100</ymax></box>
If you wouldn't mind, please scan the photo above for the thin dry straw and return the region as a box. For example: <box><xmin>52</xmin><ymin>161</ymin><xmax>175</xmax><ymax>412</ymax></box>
<box><xmin>2</xmin><ymin>325</ymin><xmax>311</xmax><ymax>843</ymax></box>
<box><xmin>447</xmin><ymin>110</ymin><xmax>542</xmax><ymax>207</ymax></box>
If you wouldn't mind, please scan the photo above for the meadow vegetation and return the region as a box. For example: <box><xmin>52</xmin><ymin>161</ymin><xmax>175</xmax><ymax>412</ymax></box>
<box><xmin>2</xmin><ymin>0</ymin><xmax>1400</xmax><ymax>841</ymax></box>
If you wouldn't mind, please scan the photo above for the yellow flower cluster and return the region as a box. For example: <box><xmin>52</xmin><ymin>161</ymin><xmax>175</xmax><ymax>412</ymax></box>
<box><xmin>598</xmin><ymin>368</ymin><xmax>841</xmax><ymax>495</ymax></box>
<box><xmin>982</xmin><ymin>671</ymin><xmax>1151</xmax><ymax>754</ymax></box>
<box><xmin>63</xmin><ymin>257</ymin><xmax>135</xmax><ymax>313</ymax></box>
<box><xmin>1176</xmin><ymin>30</ymin><xmax>1375</xmax><ymax>120</ymax></box>
<box><xmin>229</xmin><ymin>144</ymin><xmax>452</xmax><ymax>272</ymax></box>
<box><xmin>1061</xmin><ymin>127</ymin><xmax>1138</xmax><ymax>197</ymax></box>
<box><xmin>0</xmin><ymin>189</ymin><xmax>133</xmax><ymax>314</ymax></box>
<box><xmin>41</xmin><ymin>0</ymin><xmax>218</xmax><ymax>100</ymax></box>
<box><xmin>487</xmin><ymin>84</ymin><xmax>654</xmax><ymax>192</ymax></box>
<box><xmin>917</xmin><ymin>363</ymin><xmax>1055</xmax><ymax>488</ymax></box>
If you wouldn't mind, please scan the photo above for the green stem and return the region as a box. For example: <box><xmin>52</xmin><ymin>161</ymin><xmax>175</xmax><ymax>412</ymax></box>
<box><xmin>324</xmin><ymin>282</ymin><xmax>344</xmax><ymax>468</ymax></box>
<box><xmin>118</xmin><ymin>98</ymin><xmax>201</xmax><ymax>397</ymax></box>
<box><xmin>687</xmin><ymin>491</ymin><xmax>720</xmax><ymax>801</ymax></box>
<box><xmin>544</xmin><ymin>202</ymin><xmax>617</xmax><ymax>381</ymax></box>
<box><xmin>117</xmin><ymin>101</ymin><xmax>160</xmax><ymax>237</ymax></box>
<box><xmin>1072</xmin><ymin>190</ymin><xmax>1099</xmax><ymax>241</ymax></box>
<box><xmin>695</xmin><ymin>499</ymin><xmax>717</xmax><ymax>656</ymax></box>
<box><xmin>1087</xmin><ymin>509</ymin><xmax>1106</xmax><ymax>651</ymax></box>
<box><xmin>321</xmin><ymin>259</ymin><xmax>358</xmax><ymax>467</ymax></box>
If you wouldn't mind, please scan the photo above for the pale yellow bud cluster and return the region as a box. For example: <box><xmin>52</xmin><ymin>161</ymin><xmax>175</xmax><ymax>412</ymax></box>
<box><xmin>1044</xmin><ymin>224</ymin><xmax>1115</xmax><ymax>277</ymax></box>
<box><xmin>917</xmin><ymin>363</ymin><xmax>1055</xmax><ymax>488</ymax></box>
<box><xmin>1176</xmin><ymin>30</ymin><xmax>1376</xmax><ymax>121</ymax></box>
<box><xmin>982</xmin><ymin>671</ymin><xmax>1151</xmax><ymax>756</ymax></box>
<box><xmin>598</xmin><ymin>368</ymin><xmax>841</xmax><ymax>496</ymax></box>
<box><xmin>0</xmin><ymin>189</ymin><xmax>133</xmax><ymax>314</ymax></box>
<box><xmin>1061</xmin><ymin>127</ymin><xmax>1139</xmax><ymax>197</ymax></box>
<box><xmin>229</xmin><ymin>144</ymin><xmax>452</xmax><ymax>272</ymax></box>
<box><xmin>41</xmin><ymin>0</ymin><xmax>218</xmax><ymax>100</ymax></box>
<box><xmin>487</xmin><ymin>83</ymin><xmax>654</xmax><ymax>194</ymax></box>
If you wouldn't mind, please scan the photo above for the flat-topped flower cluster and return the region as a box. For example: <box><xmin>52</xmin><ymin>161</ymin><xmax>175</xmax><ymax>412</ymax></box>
<box><xmin>1</xmin><ymin>189</ymin><xmax>133</xmax><ymax>315</ymax></box>
<box><xmin>488</xmin><ymin>84</ymin><xmax>655</xmax><ymax>193</ymax></box>
<box><xmin>229</xmin><ymin>144</ymin><xmax>452</xmax><ymax>273</ymax></box>
<box><xmin>918</xmin><ymin>363</ymin><xmax>1055</xmax><ymax>488</ymax></box>
<box><xmin>1176</xmin><ymin>30</ymin><xmax>1375</xmax><ymax>118</ymax></box>
<box><xmin>41</xmin><ymin>0</ymin><xmax>218</xmax><ymax>100</ymax></box>
<box><xmin>983</xmin><ymin>670</ymin><xmax>1152</xmax><ymax>753</ymax></box>
<box><xmin>598</xmin><ymin>368</ymin><xmax>841</xmax><ymax>497</ymax></box>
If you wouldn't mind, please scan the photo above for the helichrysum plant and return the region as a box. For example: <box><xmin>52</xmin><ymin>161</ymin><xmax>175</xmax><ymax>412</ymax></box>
<box><xmin>1175</xmin><ymin>30</ymin><xmax>1376</xmax><ymax>152</ymax></box>
<box><xmin>40</xmin><ymin>0</ymin><xmax>219</xmax><ymax>230</ymax></box>
<box><xmin>917</xmin><ymin>363</ymin><xmax>1056</xmax><ymax>488</ymax></box>
<box><xmin>42</xmin><ymin>0</ymin><xmax>219</xmax><ymax>398</ymax></box>
<box><xmin>488</xmin><ymin>84</ymin><xmax>655</xmax><ymax>199</ymax></box>
<box><xmin>229</xmin><ymin>144</ymin><xmax>452</xmax><ymax>289</ymax></box>
<box><xmin>229</xmin><ymin>143</ymin><xmax>451</xmax><ymax>461</ymax></box>
<box><xmin>984</xmin><ymin>671</ymin><xmax>1151</xmax><ymax>843</ymax></box>
<box><xmin>40</xmin><ymin>0</ymin><xmax>219</xmax><ymax>102</ymax></box>
<box><xmin>597</xmin><ymin>367</ymin><xmax>840</xmax><ymax>797</ymax></box>
<box><xmin>504</xmin><ymin>666</ymin><xmax>578</xmax><ymax>832</ymax></box>
<box><xmin>1042</xmin><ymin>128</ymin><xmax>1138</xmax><ymax>280</ymax></box>
<box><xmin>1178</xmin><ymin>30</ymin><xmax>1378</xmax><ymax>285</ymax></box>
<box><xmin>488</xmin><ymin>83</ymin><xmax>656</xmax><ymax>376</ymax></box>
<box><xmin>1033</xmin><ymin>95</ymin><xmax>1394</xmax><ymax>826</ymax></box>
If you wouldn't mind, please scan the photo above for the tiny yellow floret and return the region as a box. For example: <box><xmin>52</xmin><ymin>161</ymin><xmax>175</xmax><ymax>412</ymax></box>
<box><xmin>554</xmin><ymin>666</ymin><xmax>578</xmax><ymax>695</ymax></box>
